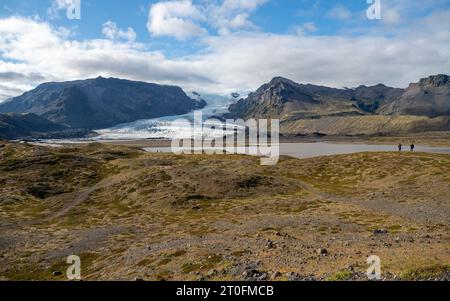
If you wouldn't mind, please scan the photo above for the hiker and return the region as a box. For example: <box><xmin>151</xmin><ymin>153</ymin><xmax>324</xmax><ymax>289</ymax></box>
<box><xmin>398</xmin><ymin>143</ymin><xmax>402</xmax><ymax>151</ymax></box>
<box><xmin>410</xmin><ymin>143</ymin><xmax>415</xmax><ymax>152</ymax></box>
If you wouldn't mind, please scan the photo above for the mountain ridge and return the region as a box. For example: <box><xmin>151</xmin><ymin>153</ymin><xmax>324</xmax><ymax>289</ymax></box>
<box><xmin>226</xmin><ymin>75</ymin><xmax>450</xmax><ymax>135</ymax></box>
<box><xmin>379</xmin><ymin>74</ymin><xmax>450</xmax><ymax>117</ymax></box>
<box><xmin>0</xmin><ymin>76</ymin><xmax>207</xmax><ymax>129</ymax></box>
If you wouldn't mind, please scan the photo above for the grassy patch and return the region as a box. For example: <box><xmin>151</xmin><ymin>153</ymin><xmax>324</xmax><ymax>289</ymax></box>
<box><xmin>400</xmin><ymin>264</ymin><xmax>450</xmax><ymax>280</ymax></box>
<box><xmin>4</xmin><ymin>252</ymin><xmax>99</xmax><ymax>281</ymax></box>
<box><xmin>326</xmin><ymin>270</ymin><xmax>353</xmax><ymax>281</ymax></box>
<box><xmin>181</xmin><ymin>263</ymin><xmax>203</xmax><ymax>274</ymax></box>
<box><xmin>180</xmin><ymin>254</ymin><xmax>224</xmax><ymax>274</ymax></box>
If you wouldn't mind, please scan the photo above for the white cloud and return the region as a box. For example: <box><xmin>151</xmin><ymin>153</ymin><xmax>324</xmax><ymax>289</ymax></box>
<box><xmin>207</xmin><ymin>0</ymin><xmax>267</xmax><ymax>35</ymax></box>
<box><xmin>383</xmin><ymin>9</ymin><xmax>401</xmax><ymax>25</ymax></box>
<box><xmin>102</xmin><ymin>21</ymin><xmax>136</xmax><ymax>42</ymax></box>
<box><xmin>326</xmin><ymin>4</ymin><xmax>352</xmax><ymax>20</ymax></box>
<box><xmin>147</xmin><ymin>0</ymin><xmax>207</xmax><ymax>40</ymax></box>
<box><xmin>147</xmin><ymin>0</ymin><xmax>266</xmax><ymax>39</ymax></box>
<box><xmin>48</xmin><ymin>0</ymin><xmax>79</xmax><ymax>19</ymax></box>
<box><xmin>294</xmin><ymin>22</ymin><xmax>317</xmax><ymax>36</ymax></box>
<box><xmin>0</xmin><ymin>10</ymin><xmax>450</xmax><ymax>101</ymax></box>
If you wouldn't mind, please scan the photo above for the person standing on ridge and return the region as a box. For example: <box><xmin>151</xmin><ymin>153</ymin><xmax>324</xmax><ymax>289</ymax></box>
<box><xmin>410</xmin><ymin>143</ymin><xmax>415</xmax><ymax>152</ymax></box>
<box><xmin>398</xmin><ymin>143</ymin><xmax>402</xmax><ymax>151</ymax></box>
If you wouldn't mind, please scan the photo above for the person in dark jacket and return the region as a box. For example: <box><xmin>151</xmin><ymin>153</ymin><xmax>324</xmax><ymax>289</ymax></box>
<box><xmin>398</xmin><ymin>143</ymin><xmax>402</xmax><ymax>151</ymax></box>
<box><xmin>410</xmin><ymin>143</ymin><xmax>415</xmax><ymax>152</ymax></box>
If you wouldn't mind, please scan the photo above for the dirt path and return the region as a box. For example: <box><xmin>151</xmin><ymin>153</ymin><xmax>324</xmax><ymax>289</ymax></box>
<box><xmin>44</xmin><ymin>185</ymin><xmax>99</xmax><ymax>221</ymax></box>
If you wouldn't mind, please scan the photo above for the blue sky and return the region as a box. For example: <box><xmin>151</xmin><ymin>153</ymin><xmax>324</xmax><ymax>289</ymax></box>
<box><xmin>2</xmin><ymin>1</ymin><xmax>448</xmax><ymax>39</ymax></box>
<box><xmin>0</xmin><ymin>0</ymin><xmax>450</xmax><ymax>100</ymax></box>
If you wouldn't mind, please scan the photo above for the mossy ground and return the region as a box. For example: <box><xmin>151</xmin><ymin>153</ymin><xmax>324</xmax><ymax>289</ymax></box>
<box><xmin>0</xmin><ymin>141</ymin><xmax>449</xmax><ymax>281</ymax></box>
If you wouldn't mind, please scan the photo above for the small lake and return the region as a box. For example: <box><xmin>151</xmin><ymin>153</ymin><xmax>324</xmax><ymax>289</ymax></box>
<box><xmin>144</xmin><ymin>142</ymin><xmax>450</xmax><ymax>159</ymax></box>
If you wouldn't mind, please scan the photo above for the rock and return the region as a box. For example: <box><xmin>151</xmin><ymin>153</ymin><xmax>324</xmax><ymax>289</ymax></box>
<box><xmin>265</xmin><ymin>240</ymin><xmax>276</xmax><ymax>249</ymax></box>
<box><xmin>241</xmin><ymin>263</ymin><xmax>269</xmax><ymax>281</ymax></box>
<box><xmin>243</xmin><ymin>269</ymin><xmax>266</xmax><ymax>280</ymax></box>
<box><xmin>270</xmin><ymin>271</ymin><xmax>281</xmax><ymax>280</ymax></box>
<box><xmin>207</xmin><ymin>269</ymin><xmax>218</xmax><ymax>276</ymax></box>
<box><xmin>373</xmin><ymin>229</ymin><xmax>388</xmax><ymax>235</ymax></box>
<box><xmin>52</xmin><ymin>271</ymin><xmax>62</xmax><ymax>276</ymax></box>
<box><xmin>257</xmin><ymin>273</ymin><xmax>268</xmax><ymax>281</ymax></box>
<box><xmin>395</xmin><ymin>236</ymin><xmax>400</xmax><ymax>243</ymax></box>
<box><xmin>286</xmin><ymin>272</ymin><xmax>302</xmax><ymax>281</ymax></box>
<box><xmin>317</xmin><ymin>248</ymin><xmax>328</xmax><ymax>256</ymax></box>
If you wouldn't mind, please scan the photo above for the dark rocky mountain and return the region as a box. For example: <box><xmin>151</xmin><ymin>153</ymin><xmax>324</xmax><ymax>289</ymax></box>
<box><xmin>227</xmin><ymin>77</ymin><xmax>403</xmax><ymax>120</ymax></box>
<box><xmin>379</xmin><ymin>74</ymin><xmax>450</xmax><ymax>117</ymax></box>
<box><xmin>0</xmin><ymin>77</ymin><xmax>207</xmax><ymax>129</ymax></box>
<box><xmin>352</xmin><ymin>84</ymin><xmax>404</xmax><ymax>113</ymax></box>
<box><xmin>231</xmin><ymin>92</ymin><xmax>240</xmax><ymax>99</ymax></box>
<box><xmin>227</xmin><ymin>75</ymin><xmax>450</xmax><ymax>135</ymax></box>
<box><xmin>0</xmin><ymin>113</ymin><xmax>67</xmax><ymax>140</ymax></box>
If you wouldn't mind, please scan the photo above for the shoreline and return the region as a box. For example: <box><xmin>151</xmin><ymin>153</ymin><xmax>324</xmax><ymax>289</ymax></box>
<box><xmin>45</xmin><ymin>131</ymin><xmax>450</xmax><ymax>148</ymax></box>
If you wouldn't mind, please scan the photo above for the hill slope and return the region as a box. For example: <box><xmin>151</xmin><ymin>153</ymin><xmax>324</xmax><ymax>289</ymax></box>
<box><xmin>0</xmin><ymin>77</ymin><xmax>207</xmax><ymax>129</ymax></box>
<box><xmin>281</xmin><ymin>115</ymin><xmax>450</xmax><ymax>136</ymax></box>
<box><xmin>1</xmin><ymin>142</ymin><xmax>449</xmax><ymax>280</ymax></box>
<box><xmin>0</xmin><ymin>113</ymin><xmax>68</xmax><ymax>140</ymax></box>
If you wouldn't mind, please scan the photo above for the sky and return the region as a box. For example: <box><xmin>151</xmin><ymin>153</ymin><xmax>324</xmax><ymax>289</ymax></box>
<box><xmin>0</xmin><ymin>0</ymin><xmax>450</xmax><ymax>101</ymax></box>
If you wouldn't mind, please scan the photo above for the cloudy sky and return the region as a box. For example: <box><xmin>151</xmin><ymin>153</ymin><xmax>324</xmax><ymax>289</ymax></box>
<box><xmin>0</xmin><ymin>0</ymin><xmax>449</xmax><ymax>101</ymax></box>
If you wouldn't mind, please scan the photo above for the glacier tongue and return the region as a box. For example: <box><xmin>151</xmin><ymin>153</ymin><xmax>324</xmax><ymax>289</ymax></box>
<box><xmin>95</xmin><ymin>99</ymin><xmax>233</xmax><ymax>140</ymax></box>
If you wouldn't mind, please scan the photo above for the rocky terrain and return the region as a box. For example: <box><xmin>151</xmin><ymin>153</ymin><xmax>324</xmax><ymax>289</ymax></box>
<box><xmin>380</xmin><ymin>74</ymin><xmax>450</xmax><ymax>117</ymax></box>
<box><xmin>227</xmin><ymin>75</ymin><xmax>450</xmax><ymax>136</ymax></box>
<box><xmin>0</xmin><ymin>77</ymin><xmax>206</xmax><ymax>130</ymax></box>
<box><xmin>0</xmin><ymin>141</ymin><xmax>448</xmax><ymax>281</ymax></box>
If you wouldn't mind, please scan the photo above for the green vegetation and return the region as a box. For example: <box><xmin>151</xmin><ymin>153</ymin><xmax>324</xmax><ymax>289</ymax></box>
<box><xmin>4</xmin><ymin>252</ymin><xmax>99</xmax><ymax>281</ymax></box>
<box><xmin>326</xmin><ymin>271</ymin><xmax>353</xmax><ymax>281</ymax></box>
<box><xmin>400</xmin><ymin>264</ymin><xmax>450</xmax><ymax>280</ymax></box>
<box><xmin>1</xmin><ymin>141</ymin><xmax>449</xmax><ymax>280</ymax></box>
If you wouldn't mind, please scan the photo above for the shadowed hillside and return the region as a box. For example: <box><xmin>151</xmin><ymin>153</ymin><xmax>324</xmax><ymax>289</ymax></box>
<box><xmin>0</xmin><ymin>113</ymin><xmax>67</xmax><ymax>140</ymax></box>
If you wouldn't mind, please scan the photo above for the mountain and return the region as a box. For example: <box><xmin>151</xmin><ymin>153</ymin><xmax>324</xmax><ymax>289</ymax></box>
<box><xmin>0</xmin><ymin>113</ymin><xmax>68</xmax><ymax>140</ymax></box>
<box><xmin>352</xmin><ymin>84</ymin><xmax>404</xmax><ymax>113</ymax></box>
<box><xmin>226</xmin><ymin>77</ymin><xmax>402</xmax><ymax>120</ymax></box>
<box><xmin>227</xmin><ymin>75</ymin><xmax>450</xmax><ymax>136</ymax></box>
<box><xmin>379</xmin><ymin>74</ymin><xmax>450</xmax><ymax>117</ymax></box>
<box><xmin>0</xmin><ymin>77</ymin><xmax>207</xmax><ymax>129</ymax></box>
